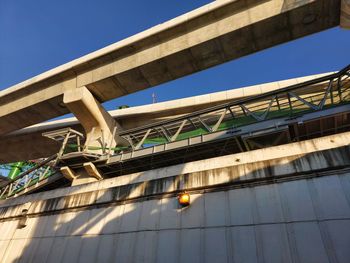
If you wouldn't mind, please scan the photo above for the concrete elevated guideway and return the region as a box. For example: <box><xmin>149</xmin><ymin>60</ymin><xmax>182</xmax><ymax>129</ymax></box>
<box><xmin>0</xmin><ymin>0</ymin><xmax>349</xmax><ymax>136</ymax></box>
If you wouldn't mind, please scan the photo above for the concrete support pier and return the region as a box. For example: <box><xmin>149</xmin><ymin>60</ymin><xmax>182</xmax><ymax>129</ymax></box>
<box><xmin>61</xmin><ymin>87</ymin><xmax>130</xmax><ymax>185</ymax></box>
<box><xmin>63</xmin><ymin>86</ymin><xmax>124</xmax><ymax>154</ymax></box>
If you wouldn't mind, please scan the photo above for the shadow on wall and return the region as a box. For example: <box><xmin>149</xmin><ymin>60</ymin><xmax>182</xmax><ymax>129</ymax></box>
<box><xmin>2</xmin><ymin>145</ymin><xmax>350</xmax><ymax>263</ymax></box>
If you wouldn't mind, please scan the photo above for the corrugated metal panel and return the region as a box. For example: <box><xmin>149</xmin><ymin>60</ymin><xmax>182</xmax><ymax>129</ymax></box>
<box><xmin>0</xmin><ymin>174</ymin><xmax>350</xmax><ymax>262</ymax></box>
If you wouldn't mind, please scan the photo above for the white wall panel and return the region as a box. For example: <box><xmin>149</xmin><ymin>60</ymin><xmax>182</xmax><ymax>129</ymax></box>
<box><xmin>228</xmin><ymin>188</ymin><xmax>255</xmax><ymax>225</ymax></box>
<box><xmin>179</xmin><ymin>229</ymin><xmax>201</xmax><ymax>263</ymax></box>
<box><xmin>31</xmin><ymin>237</ymin><xmax>54</xmax><ymax>263</ymax></box>
<box><xmin>254</xmin><ymin>184</ymin><xmax>284</xmax><ymax>224</ymax></box>
<box><xmin>204</xmin><ymin>228</ymin><xmax>228</xmax><ymax>263</ymax></box>
<box><xmin>257</xmin><ymin>224</ymin><xmax>292</xmax><ymax>263</ymax></box>
<box><xmin>156</xmin><ymin>230</ymin><xmax>179</xmax><ymax>263</ymax></box>
<box><xmin>85</xmin><ymin>208</ymin><xmax>107</xmax><ymax>235</ymax></box>
<box><xmin>180</xmin><ymin>194</ymin><xmax>204</xmax><ymax>228</ymax></box>
<box><xmin>78</xmin><ymin>236</ymin><xmax>100</xmax><ymax>263</ymax></box>
<box><xmin>311</xmin><ymin>176</ymin><xmax>350</xmax><ymax>219</ymax></box>
<box><xmin>114</xmin><ymin>233</ymin><xmax>137</xmax><ymax>262</ymax></box>
<box><xmin>326</xmin><ymin>220</ymin><xmax>350</xmax><ymax>263</ymax></box>
<box><xmin>119</xmin><ymin>203</ymin><xmax>142</xmax><ymax>232</ymax></box>
<box><xmin>292</xmin><ymin>222</ymin><xmax>329</xmax><ymax>263</ymax></box>
<box><xmin>204</xmin><ymin>192</ymin><xmax>227</xmax><ymax>227</ymax></box>
<box><xmin>60</xmin><ymin>236</ymin><xmax>83</xmax><ymax>263</ymax></box>
<box><xmin>95</xmin><ymin>235</ymin><xmax>116</xmax><ymax>263</ymax></box>
<box><xmin>139</xmin><ymin>200</ymin><xmax>161</xmax><ymax>231</ymax></box>
<box><xmin>101</xmin><ymin>205</ymin><xmax>124</xmax><ymax>235</ymax></box>
<box><xmin>1</xmin><ymin>174</ymin><xmax>350</xmax><ymax>263</ymax></box>
<box><xmin>45</xmin><ymin>236</ymin><xmax>68</xmax><ymax>263</ymax></box>
<box><xmin>159</xmin><ymin>198</ymin><xmax>180</xmax><ymax>229</ymax></box>
<box><xmin>134</xmin><ymin>231</ymin><xmax>157</xmax><ymax>263</ymax></box>
<box><xmin>231</xmin><ymin>226</ymin><xmax>258</xmax><ymax>263</ymax></box>
<box><xmin>278</xmin><ymin>180</ymin><xmax>316</xmax><ymax>221</ymax></box>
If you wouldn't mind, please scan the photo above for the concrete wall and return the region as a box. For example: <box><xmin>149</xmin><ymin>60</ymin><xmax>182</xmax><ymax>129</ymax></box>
<box><xmin>0</xmin><ymin>132</ymin><xmax>350</xmax><ymax>262</ymax></box>
<box><xmin>0</xmin><ymin>174</ymin><xmax>349</xmax><ymax>263</ymax></box>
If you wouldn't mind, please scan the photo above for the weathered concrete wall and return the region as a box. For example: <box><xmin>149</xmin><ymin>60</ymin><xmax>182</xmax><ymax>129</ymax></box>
<box><xmin>0</xmin><ymin>132</ymin><xmax>349</xmax><ymax>262</ymax></box>
<box><xmin>1</xmin><ymin>130</ymin><xmax>349</xmax><ymax>207</ymax></box>
<box><xmin>0</xmin><ymin>173</ymin><xmax>349</xmax><ymax>263</ymax></box>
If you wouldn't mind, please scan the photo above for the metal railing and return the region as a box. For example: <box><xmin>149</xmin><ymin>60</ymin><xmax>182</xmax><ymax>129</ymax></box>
<box><xmin>0</xmin><ymin>154</ymin><xmax>58</xmax><ymax>199</ymax></box>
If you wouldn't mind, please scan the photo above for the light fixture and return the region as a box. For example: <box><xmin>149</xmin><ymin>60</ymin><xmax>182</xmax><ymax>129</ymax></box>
<box><xmin>178</xmin><ymin>192</ymin><xmax>190</xmax><ymax>207</ymax></box>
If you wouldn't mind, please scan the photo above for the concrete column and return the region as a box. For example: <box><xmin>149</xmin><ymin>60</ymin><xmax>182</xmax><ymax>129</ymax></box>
<box><xmin>341</xmin><ymin>0</ymin><xmax>350</xmax><ymax>29</ymax></box>
<box><xmin>63</xmin><ymin>86</ymin><xmax>126</xmax><ymax>154</ymax></box>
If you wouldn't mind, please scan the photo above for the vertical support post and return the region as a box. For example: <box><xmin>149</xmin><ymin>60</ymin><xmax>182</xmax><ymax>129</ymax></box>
<box><xmin>58</xmin><ymin>131</ymin><xmax>71</xmax><ymax>158</ymax></box>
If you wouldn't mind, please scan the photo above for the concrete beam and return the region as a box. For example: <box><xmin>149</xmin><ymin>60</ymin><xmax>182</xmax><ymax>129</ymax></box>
<box><xmin>0</xmin><ymin>0</ymin><xmax>341</xmax><ymax>136</ymax></box>
<box><xmin>83</xmin><ymin>162</ymin><xmax>103</xmax><ymax>180</ymax></box>
<box><xmin>60</xmin><ymin>166</ymin><xmax>77</xmax><ymax>181</ymax></box>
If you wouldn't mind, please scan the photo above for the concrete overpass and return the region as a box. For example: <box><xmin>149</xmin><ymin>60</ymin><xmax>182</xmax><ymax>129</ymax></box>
<box><xmin>0</xmin><ymin>0</ymin><xmax>349</xmax><ymax>137</ymax></box>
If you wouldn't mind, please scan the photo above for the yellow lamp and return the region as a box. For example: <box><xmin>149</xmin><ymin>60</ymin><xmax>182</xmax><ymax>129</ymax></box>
<box><xmin>178</xmin><ymin>192</ymin><xmax>190</xmax><ymax>207</ymax></box>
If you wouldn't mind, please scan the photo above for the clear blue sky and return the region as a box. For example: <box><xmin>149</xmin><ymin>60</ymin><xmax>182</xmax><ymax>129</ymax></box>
<box><xmin>1</xmin><ymin>0</ymin><xmax>350</xmax><ymax>112</ymax></box>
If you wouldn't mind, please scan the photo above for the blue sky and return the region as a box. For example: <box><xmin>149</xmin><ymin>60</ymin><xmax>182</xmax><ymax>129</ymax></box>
<box><xmin>1</xmin><ymin>0</ymin><xmax>350</xmax><ymax>112</ymax></box>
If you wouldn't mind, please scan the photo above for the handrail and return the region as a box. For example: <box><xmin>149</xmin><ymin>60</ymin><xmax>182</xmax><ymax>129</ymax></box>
<box><xmin>1</xmin><ymin>154</ymin><xmax>57</xmax><ymax>189</ymax></box>
<box><xmin>0</xmin><ymin>154</ymin><xmax>58</xmax><ymax>198</ymax></box>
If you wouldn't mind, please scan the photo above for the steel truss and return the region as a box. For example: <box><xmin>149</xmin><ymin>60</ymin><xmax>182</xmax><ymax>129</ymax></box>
<box><xmin>112</xmin><ymin>64</ymin><xmax>350</xmax><ymax>159</ymax></box>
